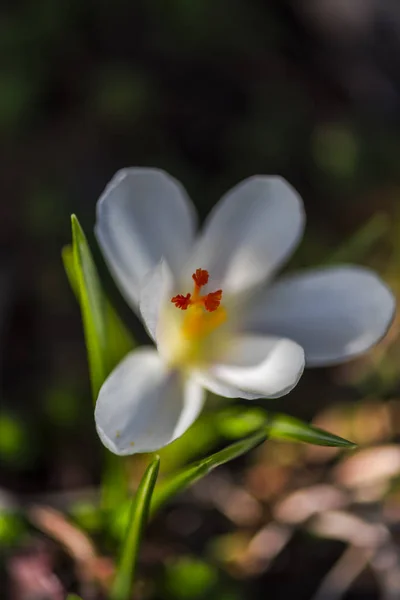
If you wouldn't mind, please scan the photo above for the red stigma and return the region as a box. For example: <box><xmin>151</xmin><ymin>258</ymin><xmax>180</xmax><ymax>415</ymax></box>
<box><xmin>204</xmin><ymin>290</ymin><xmax>222</xmax><ymax>312</ymax></box>
<box><xmin>171</xmin><ymin>269</ymin><xmax>223</xmax><ymax>312</ymax></box>
<box><xmin>171</xmin><ymin>293</ymin><xmax>191</xmax><ymax>310</ymax></box>
<box><xmin>192</xmin><ymin>268</ymin><xmax>209</xmax><ymax>288</ymax></box>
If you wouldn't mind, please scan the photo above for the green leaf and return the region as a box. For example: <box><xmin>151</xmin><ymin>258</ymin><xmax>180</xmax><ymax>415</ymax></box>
<box><xmin>110</xmin><ymin>456</ymin><xmax>160</xmax><ymax>600</ymax></box>
<box><xmin>66</xmin><ymin>596</ymin><xmax>83</xmax><ymax>600</ymax></box>
<box><xmin>215</xmin><ymin>407</ymin><xmax>268</xmax><ymax>439</ymax></box>
<box><xmin>62</xmin><ymin>218</ymin><xmax>134</xmax><ymax>400</ymax></box>
<box><xmin>265</xmin><ymin>413</ymin><xmax>356</xmax><ymax>448</ymax></box>
<box><xmin>62</xmin><ymin>244</ymin><xmax>79</xmax><ymax>297</ymax></box>
<box><xmin>151</xmin><ymin>431</ymin><xmax>266</xmax><ymax>516</ymax></box>
<box><xmin>158</xmin><ymin>413</ymin><xmax>222</xmax><ymax>474</ymax></box>
<box><xmin>70</xmin><ymin>215</ymin><xmax>107</xmax><ymax>399</ymax></box>
<box><xmin>215</xmin><ymin>407</ymin><xmax>355</xmax><ymax>448</ymax></box>
<box><xmin>151</xmin><ymin>413</ymin><xmax>355</xmax><ymax>516</ymax></box>
<box><xmin>62</xmin><ymin>218</ymin><xmax>135</xmax><ymax>509</ymax></box>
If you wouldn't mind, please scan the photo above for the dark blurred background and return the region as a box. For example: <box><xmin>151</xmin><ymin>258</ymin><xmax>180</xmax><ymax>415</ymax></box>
<box><xmin>2</xmin><ymin>1</ymin><xmax>400</xmax><ymax>599</ymax></box>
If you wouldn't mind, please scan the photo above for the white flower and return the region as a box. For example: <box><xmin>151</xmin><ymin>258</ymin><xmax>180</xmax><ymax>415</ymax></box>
<box><xmin>94</xmin><ymin>168</ymin><xmax>395</xmax><ymax>455</ymax></box>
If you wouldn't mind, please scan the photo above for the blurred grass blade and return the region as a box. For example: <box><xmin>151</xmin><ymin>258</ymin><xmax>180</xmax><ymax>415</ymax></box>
<box><xmin>215</xmin><ymin>407</ymin><xmax>355</xmax><ymax>449</ymax></box>
<box><xmin>266</xmin><ymin>413</ymin><xmax>356</xmax><ymax>448</ymax></box>
<box><xmin>62</xmin><ymin>218</ymin><xmax>134</xmax><ymax>509</ymax></box>
<box><xmin>70</xmin><ymin>215</ymin><xmax>107</xmax><ymax>399</ymax></box>
<box><xmin>62</xmin><ymin>244</ymin><xmax>79</xmax><ymax>297</ymax></box>
<box><xmin>151</xmin><ymin>430</ymin><xmax>267</xmax><ymax>516</ymax></box>
<box><xmin>62</xmin><ymin>242</ymin><xmax>134</xmax><ymax>385</ymax></box>
<box><xmin>66</xmin><ymin>596</ymin><xmax>83</xmax><ymax>600</ymax></box>
<box><xmin>151</xmin><ymin>415</ymin><xmax>354</xmax><ymax>516</ymax></box>
<box><xmin>111</xmin><ymin>456</ymin><xmax>160</xmax><ymax>600</ymax></box>
<box><xmin>325</xmin><ymin>212</ymin><xmax>389</xmax><ymax>265</ymax></box>
<box><xmin>62</xmin><ymin>217</ymin><xmax>134</xmax><ymax>399</ymax></box>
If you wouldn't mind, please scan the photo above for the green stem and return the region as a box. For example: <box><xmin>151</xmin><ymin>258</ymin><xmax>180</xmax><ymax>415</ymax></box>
<box><xmin>110</xmin><ymin>457</ymin><xmax>160</xmax><ymax>600</ymax></box>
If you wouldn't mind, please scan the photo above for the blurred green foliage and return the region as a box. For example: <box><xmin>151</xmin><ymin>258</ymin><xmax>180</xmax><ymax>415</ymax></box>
<box><xmin>0</xmin><ymin>511</ymin><xmax>26</xmax><ymax>547</ymax></box>
<box><xmin>164</xmin><ymin>556</ymin><xmax>218</xmax><ymax>599</ymax></box>
<box><xmin>43</xmin><ymin>387</ymin><xmax>80</xmax><ymax>427</ymax></box>
<box><xmin>0</xmin><ymin>412</ymin><xmax>31</xmax><ymax>466</ymax></box>
<box><xmin>69</xmin><ymin>501</ymin><xmax>103</xmax><ymax>534</ymax></box>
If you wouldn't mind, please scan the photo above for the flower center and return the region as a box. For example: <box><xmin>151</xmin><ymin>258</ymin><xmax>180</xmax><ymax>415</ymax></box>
<box><xmin>166</xmin><ymin>269</ymin><xmax>227</xmax><ymax>365</ymax></box>
<box><xmin>172</xmin><ymin>268</ymin><xmax>222</xmax><ymax>310</ymax></box>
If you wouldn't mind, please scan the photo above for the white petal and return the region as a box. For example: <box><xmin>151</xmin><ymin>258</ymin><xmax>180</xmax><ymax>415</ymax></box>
<box><xmin>139</xmin><ymin>261</ymin><xmax>173</xmax><ymax>341</ymax></box>
<box><xmin>189</xmin><ymin>176</ymin><xmax>305</xmax><ymax>295</ymax></box>
<box><xmin>196</xmin><ymin>335</ymin><xmax>305</xmax><ymax>400</ymax></box>
<box><xmin>247</xmin><ymin>266</ymin><xmax>395</xmax><ymax>366</ymax></box>
<box><xmin>95</xmin><ymin>168</ymin><xmax>197</xmax><ymax>308</ymax></box>
<box><xmin>95</xmin><ymin>348</ymin><xmax>204</xmax><ymax>455</ymax></box>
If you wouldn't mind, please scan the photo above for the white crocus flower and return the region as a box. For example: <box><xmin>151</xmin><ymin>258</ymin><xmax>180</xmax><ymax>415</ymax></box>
<box><xmin>94</xmin><ymin>168</ymin><xmax>395</xmax><ymax>455</ymax></box>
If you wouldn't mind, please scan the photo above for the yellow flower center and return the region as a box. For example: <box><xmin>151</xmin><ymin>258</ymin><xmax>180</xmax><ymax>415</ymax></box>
<box><xmin>163</xmin><ymin>268</ymin><xmax>228</xmax><ymax>368</ymax></box>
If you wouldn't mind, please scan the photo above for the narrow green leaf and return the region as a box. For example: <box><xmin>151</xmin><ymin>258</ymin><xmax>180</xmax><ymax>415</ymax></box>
<box><xmin>69</xmin><ymin>216</ymin><xmax>107</xmax><ymax>399</ymax></box>
<box><xmin>66</xmin><ymin>595</ymin><xmax>83</xmax><ymax>600</ymax></box>
<box><xmin>151</xmin><ymin>431</ymin><xmax>266</xmax><ymax>516</ymax></box>
<box><xmin>62</xmin><ymin>245</ymin><xmax>79</xmax><ymax>297</ymax></box>
<box><xmin>111</xmin><ymin>456</ymin><xmax>160</xmax><ymax>600</ymax></box>
<box><xmin>266</xmin><ymin>413</ymin><xmax>356</xmax><ymax>448</ymax></box>
<box><xmin>63</xmin><ymin>220</ymin><xmax>135</xmax><ymax>509</ymax></box>
<box><xmin>62</xmin><ymin>219</ymin><xmax>134</xmax><ymax>399</ymax></box>
<box><xmin>215</xmin><ymin>407</ymin><xmax>355</xmax><ymax>449</ymax></box>
<box><xmin>62</xmin><ymin>243</ymin><xmax>134</xmax><ymax>378</ymax></box>
<box><xmin>214</xmin><ymin>406</ymin><xmax>355</xmax><ymax>448</ymax></box>
<box><xmin>151</xmin><ymin>413</ymin><xmax>355</xmax><ymax>517</ymax></box>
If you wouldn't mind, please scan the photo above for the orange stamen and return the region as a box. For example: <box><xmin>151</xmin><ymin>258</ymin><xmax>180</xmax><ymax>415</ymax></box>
<box><xmin>171</xmin><ymin>269</ymin><xmax>223</xmax><ymax>313</ymax></box>
<box><xmin>192</xmin><ymin>268</ymin><xmax>209</xmax><ymax>288</ymax></box>
<box><xmin>171</xmin><ymin>293</ymin><xmax>191</xmax><ymax>310</ymax></box>
<box><xmin>204</xmin><ymin>290</ymin><xmax>222</xmax><ymax>312</ymax></box>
